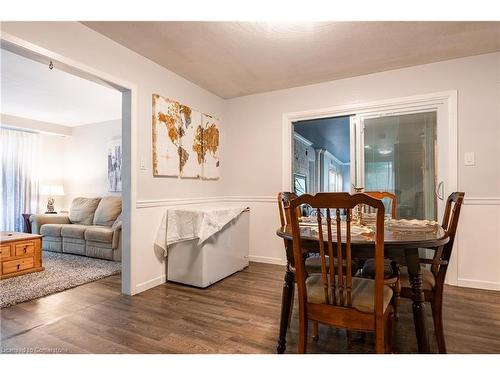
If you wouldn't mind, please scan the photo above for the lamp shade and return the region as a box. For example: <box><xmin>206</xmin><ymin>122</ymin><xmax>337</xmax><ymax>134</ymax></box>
<box><xmin>40</xmin><ymin>184</ymin><xmax>65</xmax><ymax>196</ymax></box>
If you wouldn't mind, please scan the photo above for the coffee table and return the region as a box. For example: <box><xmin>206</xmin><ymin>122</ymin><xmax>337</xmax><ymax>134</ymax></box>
<box><xmin>0</xmin><ymin>231</ymin><xmax>44</xmax><ymax>279</ymax></box>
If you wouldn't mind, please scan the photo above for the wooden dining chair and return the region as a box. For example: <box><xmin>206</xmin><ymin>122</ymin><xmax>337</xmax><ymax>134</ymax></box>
<box><xmin>286</xmin><ymin>192</ymin><xmax>394</xmax><ymax>353</ymax></box>
<box><xmin>363</xmin><ymin>191</ymin><xmax>397</xmax><ymax>219</ymax></box>
<box><xmin>399</xmin><ymin>192</ymin><xmax>465</xmax><ymax>353</ymax></box>
<box><xmin>359</xmin><ymin>191</ymin><xmax>401</xmax><ymax>319</ymax></box>
<box><xmin>278</xmin><ymin>192</ymin><xmax>322</xmax><ymax>339</ymax></box>
<box><xmin>278</xmin><ymin>192</ymin><xmax>327</xmax><ymax>274</ymax></box>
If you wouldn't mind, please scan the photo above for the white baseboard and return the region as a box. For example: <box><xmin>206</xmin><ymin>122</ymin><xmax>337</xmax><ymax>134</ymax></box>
<box><xmin>249</xmin><ymin>255</ymin><xmax>286</xmax><ymax>266</ymax></box>
<box><xmin>133</xmin><ymin>274</ymin><xmax>166</xmax><ymax>295</ymax></box>
<box><xmin>457</xmin><ymin>278</ymin><xmax>500</xmax><ymax>291</ymax></box>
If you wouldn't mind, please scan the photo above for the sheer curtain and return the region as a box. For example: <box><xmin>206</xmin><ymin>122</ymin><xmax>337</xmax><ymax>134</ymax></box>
<box><xmin>1</xmin><ymin>127</ymin><xmax>40</xmax><ymax>231</ymax></box>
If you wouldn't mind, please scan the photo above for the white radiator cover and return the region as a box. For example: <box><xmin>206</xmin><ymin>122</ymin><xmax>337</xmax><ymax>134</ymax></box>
<box><xmin>167</xmin><ymin>210</ymin><xmax>250</xmax><ymax>287</ymax></box>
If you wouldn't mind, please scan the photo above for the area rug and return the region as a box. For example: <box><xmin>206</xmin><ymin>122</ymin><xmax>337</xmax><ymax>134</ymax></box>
<box><xmin>0</xmin><ymin>251</ymin><xmax>121</xmax><ymax>308</ymax></box>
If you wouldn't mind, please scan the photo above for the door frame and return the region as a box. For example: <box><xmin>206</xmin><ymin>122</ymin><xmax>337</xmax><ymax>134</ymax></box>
<box><xmin>1</xmin><ymin>32</ymin><xmax>138</xmax><ymax>295</ymax></box>
<box><xmin>282</xmin><ymin>90</ymin><xmax>459</xmax><ymax>284</ymax></box>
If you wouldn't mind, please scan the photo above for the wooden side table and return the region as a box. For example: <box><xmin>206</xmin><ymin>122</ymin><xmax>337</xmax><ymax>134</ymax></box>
<box><xmin>0</xmin><ymin>232</ymin><xmax>44</xmax><ymax>279</ymax></box>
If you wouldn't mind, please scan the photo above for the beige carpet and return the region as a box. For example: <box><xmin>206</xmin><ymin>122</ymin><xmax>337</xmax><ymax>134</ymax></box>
<box><xmin>0</xmin><ymin>251</ymin><xmax>121</xmax><ymax>308</ymax></box>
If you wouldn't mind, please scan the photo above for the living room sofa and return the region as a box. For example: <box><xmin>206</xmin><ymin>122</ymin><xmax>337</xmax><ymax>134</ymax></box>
<box><xmin>30</xmin><ymin>196</ymin><xmax>122</xmax><ymax>261</ymax></box>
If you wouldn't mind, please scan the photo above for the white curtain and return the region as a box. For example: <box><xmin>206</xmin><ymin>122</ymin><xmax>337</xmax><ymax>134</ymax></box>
<box><xmin>1</xmin><ymin>127</ymin><xmax>40</xmax><ymax>231</ymax></box>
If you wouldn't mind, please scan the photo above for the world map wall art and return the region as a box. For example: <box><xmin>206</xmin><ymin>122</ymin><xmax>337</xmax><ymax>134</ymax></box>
<box><xmin>152</xmin><ymin>93</ymin><xmax>220</xmax><ymax>179</ymax></box>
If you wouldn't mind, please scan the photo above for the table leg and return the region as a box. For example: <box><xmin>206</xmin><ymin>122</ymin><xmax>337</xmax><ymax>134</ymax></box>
<box><xmin>404</xmin><ymin>248</ymin><xmax>430</xmax><ymax>353</ymax></box>
<box><xmin>277</xmin><ymin>266</ymin><xmax>294</xmax><ymax>354</ymax></box>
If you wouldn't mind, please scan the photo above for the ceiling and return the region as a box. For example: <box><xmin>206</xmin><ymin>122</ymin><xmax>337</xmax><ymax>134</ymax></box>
<box><xmin>82</xmin><ymin>21</ymin><xmax>500</xmax><ymax>99</ymax></box>
<box><xmin>1</xmin><ymin>49</ymin><xmax>122</xmax><ymax>127</ymax></box>
<box><xmin>294</xmin><ymin>116</ymin><xmax>351</xmax><ymax>163</ymax></box>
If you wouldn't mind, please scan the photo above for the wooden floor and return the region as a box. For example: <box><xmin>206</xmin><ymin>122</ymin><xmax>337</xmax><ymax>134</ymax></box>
<box><xmin>1</xmin><ymin>262</ymin><xmax>500</xmax><ymax>354</ymax></box>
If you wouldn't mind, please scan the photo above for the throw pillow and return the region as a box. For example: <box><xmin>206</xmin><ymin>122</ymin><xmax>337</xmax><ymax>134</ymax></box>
<box><xmin>69</xmin><ymin>197</ymin><xmax>102</xmax><ymax>225</ymax></box>
<box><xmin>94</xmin><ymin>196</ymin><xmax>122</xmax><ymax>227</ymax></box>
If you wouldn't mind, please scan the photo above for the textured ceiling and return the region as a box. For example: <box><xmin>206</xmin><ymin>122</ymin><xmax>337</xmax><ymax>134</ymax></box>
<box><xmin>82</xmin><ymin>21</ymin><xmax>500</xmax><ymax>98</ymax></box>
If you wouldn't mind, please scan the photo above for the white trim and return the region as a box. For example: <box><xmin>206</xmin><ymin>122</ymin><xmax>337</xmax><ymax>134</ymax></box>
<box><xmin>1</xmin><ymin>32</ymin><xmax>139</xmax><ymax>296</ymax></box>
<box><xmin>134</xmin><ymin>275</ymin><xmax>167</xmax><ymax>294</ymax></box>
<box><xmin>223</xmin><ymin>196</ymin><xmax>275</xmax><ymax>203</ymax></box>
<box><xmin>463</xmin><ymin>197</ymin><xmax>500</xmax><ymax>205</ymax></box>
<box><xmin>324</xmin><ymin>149</ymin><xmax>349</xmax><ymax>166</ymax></box>
<box><xmin>293</xmin><ymin>132</ymin><xmax>313</xmax><ymax>147</ymax></box>
<box><xmin>137</xmin><ymin>196</ymin><xmax>222</xmax><ymax>209</ymax></box>
<box><xmin>249</xmin><ymin>255</ymin><xmax>286</xmax><ymax>266</ymax></box>
<box><xmin>136</xmin><ymin>195</ymin><xmax>276</xmax><ymax>209</ymax></box>
<box><xmin>284</xmin><ymin>90</ymin><xmax>457</xmax><ymax>122</ymax></box>
<box><xmin>457</xmin><ymin>278</ymin><xmax>500</xmax><ymax>291</ymax></box>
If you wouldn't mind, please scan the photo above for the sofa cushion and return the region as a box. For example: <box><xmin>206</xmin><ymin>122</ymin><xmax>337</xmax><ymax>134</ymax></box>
<box><xmin>62</xmin><ymin>237</ymin><xmax>85</xmax><ymax>255</ymax></box>
<box><xmin>61</xmin><ymin>224</ymin><xmax>88</xmax><ymax>239</ymax></box>
<box><xmin>85</xmin><ymin>242</ymin><xmax>114</xmax><ymax>260</ymax></box>
<box><xmin>42</xmin><ymin>237</ymin><xmax>62</xmax><ymax>252</ymax></box>
<box><xmin>69</xmin><ymin>197</ymin><xmax>101</xmax><ymax>225</ymax></box>
<box><xmin>40</xmin><ymin>224</ymin><xmax>63</xmax><ymax>237</ymax></box>
<box><xmin>93</xmin><ymin>197</ymin><xmax>122</xmax><ymax>226</ymax></box>
<box><xmin>85</xmin><ymin>226</ymin><xmax>114</xmax><ymax>243</ymax></box>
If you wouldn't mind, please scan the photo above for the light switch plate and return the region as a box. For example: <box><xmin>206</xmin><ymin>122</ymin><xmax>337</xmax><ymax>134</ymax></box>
<box><xmin>140</xmin><ymin>157</ymin><xmax>147</xmax><ymax>170</ymax></box>
<box><xmin>464</xmin><ymin>152</ymin><xmax>475</xmax><ymax>166</ymax></box>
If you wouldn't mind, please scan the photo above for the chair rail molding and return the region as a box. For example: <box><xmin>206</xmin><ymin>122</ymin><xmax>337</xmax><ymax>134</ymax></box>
<box><xmin>136</xmin><ymin>195</ymin><xmax>276</xmax><ymax>209</ymax></box>
<box><xmin>463</xmin><ymin>197</ymin><xmax>500</xmax><ymax>205</ymax></box>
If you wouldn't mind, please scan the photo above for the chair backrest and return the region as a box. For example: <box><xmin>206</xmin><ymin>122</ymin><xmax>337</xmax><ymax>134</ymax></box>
<box><xmin>286</xmin><ymin>192</ymin><xmax>386</xmax><ymax>318</ymax></box>
<box><xmin>277</xmin><ymin>192</ymin><xmax>300</xmax><ymax>226</ymax></box>
<box><xmin>439</xmin><ymin>192</ymin><xmax>465</xmax><ymax>264</ymax></box>
<box><xmin>364</xmin><ymin>191</ymin><xmax>397</xmax><ymax>219</ymax></box>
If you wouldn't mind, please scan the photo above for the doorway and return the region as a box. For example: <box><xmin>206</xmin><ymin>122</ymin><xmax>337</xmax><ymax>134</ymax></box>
<box><xmin>293</xmin><ymin>116</ymin><xmax>351</xmax><ymax>194</ymax></box>
<box><xmin>1</xmin><ymin>38</ymin><xmax>133</xmax><ymax>294</ymax></box>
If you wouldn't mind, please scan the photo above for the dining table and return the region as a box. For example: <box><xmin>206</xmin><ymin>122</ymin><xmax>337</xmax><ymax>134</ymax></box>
<box><xmin>275</xmin><ymin>222</ymin><xmax>449</xmax><ymax>354</ymax></box>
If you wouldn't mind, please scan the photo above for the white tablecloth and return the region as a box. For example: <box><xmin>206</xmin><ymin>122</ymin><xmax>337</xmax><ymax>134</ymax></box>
<box><xmin>154</xmin><ymin>203</ymin><xmax>248</xmax><ymax>256</ymax></box>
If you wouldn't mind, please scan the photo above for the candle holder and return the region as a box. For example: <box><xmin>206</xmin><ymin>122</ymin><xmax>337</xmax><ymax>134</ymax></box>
<box><xmin>352</xmin><ymin>185</ymin><xmax>365</xmax><ymax>226</ymax></box>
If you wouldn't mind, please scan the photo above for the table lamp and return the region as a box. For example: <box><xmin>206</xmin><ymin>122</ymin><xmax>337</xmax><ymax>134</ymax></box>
<box><xmin>40</xmin><ymin>184</ymin><xmax>65</xmax><ymax>214</ymax></box>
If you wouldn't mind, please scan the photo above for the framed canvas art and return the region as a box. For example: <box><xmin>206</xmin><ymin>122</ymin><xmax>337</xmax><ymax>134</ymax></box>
<box><xmin>108</xmin><ymin>139</ymin><xmax>122</xmax><ymax>192</ymax></box>
<box><xmin>179</xmin><ymin>105</ymin><xmax>203</xmax><ymax>179</ymax></box>
<box><xmin>201</xmin><ymin>114</ymin><xmax>220</xmax><ymax>180</ymax></box>
<box><xmin>152</xmin><ymin>93</ymin><xmax>220</xmax><ymax>179</ymax></box>
<box><xmin>152</xmin><ymin>94</ymin><xmax>182</xmax><ymax>177</ymax></box>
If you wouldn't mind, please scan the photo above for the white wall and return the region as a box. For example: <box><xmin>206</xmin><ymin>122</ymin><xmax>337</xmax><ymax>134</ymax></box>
<box><xmin>1</xmin><ymin>21</ymin><xmax>226</xmax><ymax>295</ymax></box>
<box><xmin>224</xmin><ymin>53</ymin><xmax>500</xmax><ymax>290</ymax></box>
<box><xmin>63</xmin><ymin>119</ymin><xmax>121</xmax><ymax>209</ymax></box>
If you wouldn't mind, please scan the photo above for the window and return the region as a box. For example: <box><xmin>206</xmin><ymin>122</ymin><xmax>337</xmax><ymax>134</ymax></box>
<box><xmin>328</xmin><ymin>168</ymin><xmax>343</xmax><ymax>192</ymax></box>
<box><xmin>293</xmin><ymin>173</ymin><xmax>307</xmax><ymax>195</ymax></box>
<box><xmin>1</xmin><ymin>127</ymin><xmax>40</xmax><ymax>231</ymax></box>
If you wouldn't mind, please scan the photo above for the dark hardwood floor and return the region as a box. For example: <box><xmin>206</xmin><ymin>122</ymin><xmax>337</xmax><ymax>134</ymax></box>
<box><xmin>1</xmin><ymin>262</ymin><xmax>500</xmax><ymax>354</ymax></box>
